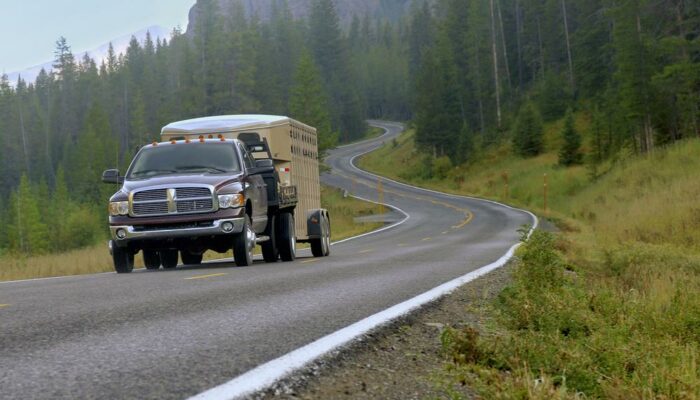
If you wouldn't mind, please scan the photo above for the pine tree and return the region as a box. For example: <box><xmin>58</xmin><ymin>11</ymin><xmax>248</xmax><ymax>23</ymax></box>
<box><xmin>513</xmin><ymin>102</ymin><xmax>544</xmax><ymax>157</ymax></box>
<box><xmin>7</xmin><ymin>175</ymin><xmax>50</xmax><ymax>254</ymax></box>
<box><xmin>559</xmin><ymin>108</ymin><xmax>582</xmax><ymax>166</ymax></box>
<box><xmin>289</xmin><ymin>51</ymin><xmax>336</xmax><ymax>154</ymax></box>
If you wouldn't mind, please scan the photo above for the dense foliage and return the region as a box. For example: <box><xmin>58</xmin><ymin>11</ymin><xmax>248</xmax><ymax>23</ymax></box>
<box><xmin>0</xmin><ymin>0</ymin><xmax>698</xmax><ymax>255</ymax></box>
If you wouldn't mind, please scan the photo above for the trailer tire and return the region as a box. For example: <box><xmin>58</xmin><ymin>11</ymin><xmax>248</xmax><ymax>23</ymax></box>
<box><xmin>181</xmin><ymin>250</ymin><xmax>203</xmax><ymax>265</ymax></box>
<box><xmin>277</xmin><ymin>212</ymin><xmax>296</xmax><ymax>262</ymax></box>
<box><xmin>112</xmin><ymin>243</ymin><xmax>134</xmax><ymax>274</ymax></box>
<box><xmin>261</xmin><ymin>215</ymin><xmax>279</xmax><ymax>263</ymax></box>
<box><xmin>310</xmin><ymin>214</ymin><xmax>331</xmax><ymax>257</ymax></box>
<box><xmin>143</xmin><ymin>250</ymin><xmax>161</xmax><ymax>270</ymax></box>
<box><xmin>160</xmin><ymin>249</ymin><xmax>179</xmax><ymax>269</ymax></box>
<box><xmin>233</xmin><ymin>215</ymin><xmax>255</xmax><ymax>267</ymax></box>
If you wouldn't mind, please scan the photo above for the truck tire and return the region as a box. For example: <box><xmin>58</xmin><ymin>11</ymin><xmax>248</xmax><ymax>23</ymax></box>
<box><xmin>261</xmin><ymin>215</ymin><xmax>279</xmax><ymax>263</ymax></box>
<box><xmin>160</xmin><ymin>249</ymin><xmax>179</xmax><ymax>269</ymax></box>
<box><xmin>143</xmin><ymin>250</ymin><xmax>161</xmax><ymax>270</ymax></box>
<box><xmin>181</xmin><ymin>250</ymin><xmax>203</xmax><ymax>265</ymax></box>
<box><xmin>233</xmin><ymin>215</ymin><xmax>255</xmax><ymax>267</ymax></box>
<box><xmin>277</xmin><ymin>212</ymin><xmax>296</xmax><ymax>262</ymax></box>
<box><xmin>310</xmin><ymin>215</ymin><xmax>331</xmax><ymax>258</ymax></box>
<box><xmin>112</xmin><ymin>243</ymin><xmax>134</xmax><ymax>274</ymax></box>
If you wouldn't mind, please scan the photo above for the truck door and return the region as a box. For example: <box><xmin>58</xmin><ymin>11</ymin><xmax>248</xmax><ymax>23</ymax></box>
<box><xmin>239</xmin><ymin>143</ymin><xmax>268</xmax><ymax>231</ymax></box>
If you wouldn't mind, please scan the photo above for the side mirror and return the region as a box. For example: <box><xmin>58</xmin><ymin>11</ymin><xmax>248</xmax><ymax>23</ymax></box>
<box><xmin>102</xmin><ymin>169</ymin><xmax>124</xmax><ymax>184</ymax></box>
<box><xmin>252</xmin><ymin>159</ymin><xmax>274</xmax><ymax>174</ymax></box>
<box><xmin>255</xmin><ymin>159</ymin><xmax>274</xmax><ymax>169</ymax></box>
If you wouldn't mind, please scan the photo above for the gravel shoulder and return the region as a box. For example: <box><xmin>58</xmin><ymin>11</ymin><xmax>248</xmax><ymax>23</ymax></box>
<box><xmin>257</xmin><ymin>263</ymin><xmax>513</xmax><ymax>400</ymax></box>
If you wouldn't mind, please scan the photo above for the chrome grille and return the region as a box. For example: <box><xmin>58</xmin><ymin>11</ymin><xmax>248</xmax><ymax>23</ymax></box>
<box><xmin>131</xmin><ymin>186</ymin><xmax>214</xmax><ymax>217</ymax></box>
<box><xmin>176</xmin><ymin>199</ymin><xmax>214</xmax><ymax>213</ymax></box>
<box><xmin>176</xmin><ymin>187</ymin><xmax>211</xmax><ymax>199</ymax></box>
<box><xmin>134</xmin><ymin>189</ymin><xmax>167</xmax><ymax>202</ymax></box>
<box><xmin>133</xmin><ymin>202</ymin><xmax>169</xmax><ymax>215</ymax></box>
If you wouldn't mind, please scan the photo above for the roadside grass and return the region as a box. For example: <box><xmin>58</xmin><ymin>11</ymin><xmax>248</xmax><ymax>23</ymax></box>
<box><xmin>361</xmin><ymin>121</ymin><xmax>700</xmax><ymax>398</ymax></box>
<box><xmin>0</xmin><ymin>185</ymin><xmax>383</xmax><ymax>282</ymax></box>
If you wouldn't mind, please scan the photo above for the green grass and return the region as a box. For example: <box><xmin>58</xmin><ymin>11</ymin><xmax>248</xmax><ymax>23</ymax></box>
<box><xmin>361</xmin><ymin>119</ymin><xmax>700</xmax><ymax>398</ymax></box>
<box><xmin>0</xmin><ymin>185</ymin><xmax>383</xmax><ymax>282</ymax></box>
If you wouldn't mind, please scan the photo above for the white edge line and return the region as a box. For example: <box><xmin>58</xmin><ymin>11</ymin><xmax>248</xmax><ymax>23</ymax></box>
<box><xmin>189</xmin><ymin>123</ymin><xmax>539</xmax><ymax>400</ymax></box>
<box><xmin>330</xmin><ymin>194</ymin><xmax>410</xmax><ymax>246</ymax></box>
<box><xmin>189</xmin><ymin>242</ymin><xmax>528</xmax><ymax>400</ymax></box>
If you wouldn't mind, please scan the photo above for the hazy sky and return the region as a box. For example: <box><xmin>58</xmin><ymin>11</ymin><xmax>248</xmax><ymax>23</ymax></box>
<box><xmin>0</xmin><ymin>0</ymin><xmax>196</xmax><ymax>73</ymax></box>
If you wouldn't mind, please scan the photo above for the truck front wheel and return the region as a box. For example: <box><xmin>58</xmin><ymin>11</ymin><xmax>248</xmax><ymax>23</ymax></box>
<box><xmin>277</xmin><ymin>212</ymin><xmax>296</xmax><ymax>262</ymax></box>
<box><xmin>112</xmin><ymin>243</ymin><xmax>134</xmax><ymax>274</ymax></box>
<box><xmin>233</xmin><ymin>215</ymin><xmax>255</xmax><ymax>267</ymax></box>
<box><xmin>160</xmin><ymin>250</ymin><xmax>179</xmax><ymax>269</ymax></box>
<box><xmin>143</xmin><ymin>250</ymin><xmax>161</xmax><ymax>270</ymax></box>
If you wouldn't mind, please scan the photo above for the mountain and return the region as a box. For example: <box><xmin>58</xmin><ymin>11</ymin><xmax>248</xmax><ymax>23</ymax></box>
<box><xmin>187</xmin><ymin>0</ymin><xmax>416</xmax><ymax>31</ymax></box>
<box><xmin>5</xmin><ymin>25</ymin><xmax>171</xmax><ymax>85</ymax></box>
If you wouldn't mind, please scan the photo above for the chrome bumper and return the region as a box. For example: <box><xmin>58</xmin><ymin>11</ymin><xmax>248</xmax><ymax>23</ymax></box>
<box><xmin>110</xmin><ymin>218</ymin><xmax>245</xmax><ymax>243</ymax></box>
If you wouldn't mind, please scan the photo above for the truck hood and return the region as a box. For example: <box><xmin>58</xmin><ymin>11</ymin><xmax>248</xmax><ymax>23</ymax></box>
<box><xmin>122</xmin><ymin>173</ymin><xmax>244</xmax><ymax>193</ymax></box>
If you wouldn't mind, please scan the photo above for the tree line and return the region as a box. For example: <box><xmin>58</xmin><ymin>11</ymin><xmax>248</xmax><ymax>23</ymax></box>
<box><xmin>0</xmin><ymin>0</ymin><xmax>697</xmax><ymax>255</ymax></box>
<box><xmin>412</xmin><ymin>0</ymin><xmax>699</xmax><ymax>172</ymax></box>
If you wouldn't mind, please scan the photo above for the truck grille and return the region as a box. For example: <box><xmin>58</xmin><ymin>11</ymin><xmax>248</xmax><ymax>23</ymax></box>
<box><xmin>131</xmin><ymin>187</ymin><xmax>215</xmax><ymax>217</ymax></box>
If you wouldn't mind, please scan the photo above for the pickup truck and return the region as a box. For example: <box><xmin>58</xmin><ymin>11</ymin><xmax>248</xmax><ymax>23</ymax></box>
<box><xmin>103</xmin><ymin>115</ymin><xmax>331</xmax><ymax>273</ymax></box>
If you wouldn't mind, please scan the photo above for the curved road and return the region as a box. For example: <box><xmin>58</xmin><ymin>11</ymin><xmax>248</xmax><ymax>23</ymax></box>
<box><xmin>0</xmin><ymin>121</ymin><xmax>532</xmax><ymax>399</ymax></box>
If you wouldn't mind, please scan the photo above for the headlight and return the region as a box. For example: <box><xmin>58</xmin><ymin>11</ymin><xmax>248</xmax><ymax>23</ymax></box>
<box><xmin>109</xmin><ymin>201</ymin><xmax>129</xmax><ymax>216</ymax></box>
<box><xmin>218</xmin><ymin>194</ymin><xmax>245</xmax><ymax>209</ymax></box>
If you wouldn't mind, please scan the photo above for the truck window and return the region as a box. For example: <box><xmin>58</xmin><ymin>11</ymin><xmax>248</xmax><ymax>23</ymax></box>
<box><xmin>238</xmin><ymin>143</ymin><xmax>255</xmax><ymax>169</ymax></box>
<box><xmin>127</xmin><ymin>143</ymin><xmax>241</xmax><ymax>179</ymax></box>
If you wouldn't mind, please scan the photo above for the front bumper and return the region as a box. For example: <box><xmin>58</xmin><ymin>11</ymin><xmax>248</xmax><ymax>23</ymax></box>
<box><xmin>110</xmin><ymin>217</ymin><xmax>245</xmax><ymax>243</ymax></box>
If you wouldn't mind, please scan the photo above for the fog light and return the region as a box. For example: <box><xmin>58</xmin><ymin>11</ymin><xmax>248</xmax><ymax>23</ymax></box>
<box><xmin>221</xmin><ymin>222</ymin><xmax>234</xmax><ymax>233</ymax></box>
<box><xmin>116</xmin><ymin>229</ymin><xmax>127</xmax><ymax>239</ymax></box>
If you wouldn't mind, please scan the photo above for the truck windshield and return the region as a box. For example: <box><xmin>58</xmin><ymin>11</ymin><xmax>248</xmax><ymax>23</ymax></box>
<box><xmin>127</xmin><ymin>143</ymin><xmax>241</xmax><ymax>179</ymax></box>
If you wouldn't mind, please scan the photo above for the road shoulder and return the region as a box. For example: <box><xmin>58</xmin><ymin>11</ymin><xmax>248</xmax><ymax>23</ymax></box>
<box><xmin>257</xmin><ymin>263</ymin><xmax>513</xmax><ymax>399</ymax></box>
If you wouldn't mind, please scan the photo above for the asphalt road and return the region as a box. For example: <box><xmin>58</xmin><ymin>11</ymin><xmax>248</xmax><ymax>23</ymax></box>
<box><xmin>0</xmin><ymin>121</ymin><xmax>533</xmax><ymax>399</ymax></box>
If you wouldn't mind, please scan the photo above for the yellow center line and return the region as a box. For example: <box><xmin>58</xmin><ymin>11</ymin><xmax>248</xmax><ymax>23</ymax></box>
<box><xmin>422</xmin><ymin>237</ymin><xmax>432</xmax><ymax>242</ymax></box>
<box><xmin>359</xmin><ymin>249</ymin><xmax>374</xmax><ymax>254</ymax></box>
<box><xmin>441</xmin><ymin>231</ymin><xmax>449</xmax><ymax>235</ymax></box>
<box><xmin>0</xmin><ymin>304</ymin><xmax>10</xmax><ymax>308</ymax></box>
<box><xmin>301</xmin><ymin>259</ymin><xmax>320</xmax><ymax>264</ymax></box>
<box><xmin>452</xmin><ymin>211</ymin><xmax>475</xmax><ymax>229</ymax></box>
<box><xmin>185</xmin><ymin>273</ymin><xmax>228</xmax><ymax>281</ymax></box>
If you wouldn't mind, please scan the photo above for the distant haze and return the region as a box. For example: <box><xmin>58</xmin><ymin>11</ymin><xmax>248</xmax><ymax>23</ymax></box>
<box><xmin>0</xmin><ymin>0</ymin><xmax>195</xmax><ymax>79</ymax></box>
<box><xmin>5</xmin><ymin>26</ymin><xmax>170</xmax><ymax>84</ymax></box>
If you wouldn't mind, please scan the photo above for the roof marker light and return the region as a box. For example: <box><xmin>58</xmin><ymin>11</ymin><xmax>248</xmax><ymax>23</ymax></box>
<box><xmin>208</xmin><ymin>134</ymin><xmax>214</xmax><ymax>139</ymax></box>
<box><xmin>199</xmin><ymin>135</ymin><xmax>205</xmax><ymax>143</ymax></box>
<box><xmin>185</xmin><ymin>138</ymin><xmax>191</xmax><ymax>144</ymax></box>
<box><xmin>152</xmin><ymin>142</ymin><xmax>158</xmax><ymax>147</ymax></box>
<box><xmin>171</xmin><ymin>140</ymin><xmax>177</xmax><ymax>144</ymax></box>
<box><xmin>218</xmin><ymin>134</ymin><xmax>225</xmax><ymax>142</ymax></box>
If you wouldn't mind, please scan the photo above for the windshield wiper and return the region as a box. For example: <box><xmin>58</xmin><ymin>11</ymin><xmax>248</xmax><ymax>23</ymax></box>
<box><xmin>176</xmin><ymin>166</ymin><xmax>229</xmax><ymax>174</ymax></box>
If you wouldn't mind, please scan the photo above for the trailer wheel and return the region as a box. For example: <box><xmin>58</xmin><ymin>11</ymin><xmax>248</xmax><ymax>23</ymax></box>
<box><xmin>277</xmin><ymin>212</ymin><xmax>296</xmax><ymax>262</ymax></box>
<box><xmin>143</xmin><ymin>250</ymin><xmax>161</xmax><ymax>270</ymax></box>
<box><xmin>233</xmin><ymin>215</ymin><xmax>255</xmax><ymax>267</ymax></box>
<box><xmin>311</xmin><ymin>214</ymin><xmax>331</xmax><ymax>257</ymax></box>
<box><xmin>112</xmin><ymin>242</ymin><xmax>134</xmax><ymax>274</ymax></box>
<box><xmin>160</xmin><ymin>249</ymin><xmax>179</xmax><ymax>269</ymax></box>
<box><xmin>261</xmin><ymin>215</ymin><xmax>279</xmax><ymax>263</ymax></box>
<box><xmin>181</xmin><ymin>250</ymin><xmax>203</xmax><ymax>265</ymax></box>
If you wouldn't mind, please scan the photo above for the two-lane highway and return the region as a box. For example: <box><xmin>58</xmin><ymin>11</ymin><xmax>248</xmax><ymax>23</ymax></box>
<box><xmin>0</xmin><ymin>121</ymin><xmax>533</xmax><ymax>399</ymax></box>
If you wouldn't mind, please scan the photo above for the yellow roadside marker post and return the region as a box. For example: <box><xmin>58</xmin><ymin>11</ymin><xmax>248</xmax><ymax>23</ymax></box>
<box><xmin>544</xmin><ymin>173</ymin><xmax>549</xmax><ymax>217</ymax></box>
<box><xmin>377</xmin><ymin>178</ymin><xmax>385</xmax><ymax>216</ymax></box>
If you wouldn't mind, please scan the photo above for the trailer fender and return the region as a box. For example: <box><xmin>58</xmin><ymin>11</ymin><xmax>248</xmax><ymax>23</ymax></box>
<box><xmin>306</xmin><ymin>209</ymin><xmax>329</xmax><ymax>239</ymax></box>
